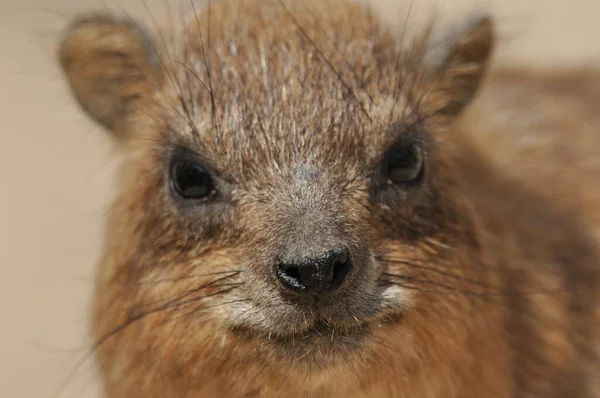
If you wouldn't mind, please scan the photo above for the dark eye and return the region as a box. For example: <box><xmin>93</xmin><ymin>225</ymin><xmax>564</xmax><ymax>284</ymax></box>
<box><xmin>386</xmin><ymin>143</ymin><xmax>424</xmax><ymax>183</ymax></box>
<box><xmin>170</xmin><ymin>159</ymin><xmax>215</xmax><ymax>199</ymax></box>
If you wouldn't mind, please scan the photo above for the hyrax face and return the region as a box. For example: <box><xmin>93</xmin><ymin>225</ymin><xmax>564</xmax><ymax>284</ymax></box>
<box><xmin>59</xmin><ymin>0</ymin><xmax>493</xmax><ymax>386</ymax></box>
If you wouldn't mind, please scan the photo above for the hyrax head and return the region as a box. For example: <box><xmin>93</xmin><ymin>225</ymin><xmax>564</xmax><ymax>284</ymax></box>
<box><xmin>59</xmin><ymin>0</ymin><xmax>493</xmax><ymax>369</ymax></box>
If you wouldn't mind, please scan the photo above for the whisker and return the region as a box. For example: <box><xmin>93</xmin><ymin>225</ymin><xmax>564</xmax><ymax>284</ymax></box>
<box><xmin>172</xmin><ymin>60</ymin><xmax>211</xmax><ymax>97</ymax></box>
<box><xmin>377</xmin><ymin>249</ymin><xmax>520</xmax><ymax>273</ymax></box>
<box><xmin>190</xmin><ymin>0</ymin><xmax>222</xmax><ymax>143</ymax></box>
<box><xmin>389</xmin><ymin>0</ymin><xmax>415</xmax><ymax>127</ymax></box>
<box><xmin>125</xmin><ymin>282</ymin><xmax>243</xmax><ymax>316</ymax></box>
<box><xmin>300</xmin><ymin>2</ymin><xmax>375</xmax><ymax>107</ymax></box>
<box><xmin>152</xmin><ymin>285</ymin><xmax>243</xmax><ymax>321</ymax></box>
<box><xmin>143</xmin><ymin>270</ymin><xmax>243</xmax><ymax>285</ymax></box>
<box><xmin>383</xmin><ymin>273</ymin><xmax>565</xmax><ymax>298</ymax></box>
<box><xmin>166</xmin><ymin>298</ymin><xmax>252</xmax><ymax>324</ymax></box>
<box><xmin>73</xmin><ymin>269</ymin><xmax>243</xmax><ymax>286</ymax></box>
<box><xmin>277</xmin><ymin>0</ymin><xmax>372</xmax><ymax>123</ymax></box>
<box><xmin>378</xmin><ymin>257</ymin><xmax>503</xmax><ymax>290</ymax></box>
<box><xmin>52</xmin><ymin>284</ymin><xmax>240</xmax><ymax>397</ymax></box>
<box><xmin>129</xmin><ymin>273</ymin><xmax>243</xmax><ymax>313</ymax></box>
<box><xmin>120</xmin><ymin>135</ymin><xmax>217</xmax><ymax>167</ymax></box>
<box><xmin>381</xmin><ymin>277</ymin><xmax>505</xmax><ymax>306</ymax></box>
<box><xmin>137</xmin><ymin>0</ymin><xmax>184</xmax><ymax>102</ymax></box>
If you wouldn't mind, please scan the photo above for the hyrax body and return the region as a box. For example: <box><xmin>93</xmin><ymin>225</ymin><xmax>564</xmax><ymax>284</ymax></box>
<box><xmin>58</xmin><ymin>0</ymin><xmax>600</xmax><ymax>396</ymax></box>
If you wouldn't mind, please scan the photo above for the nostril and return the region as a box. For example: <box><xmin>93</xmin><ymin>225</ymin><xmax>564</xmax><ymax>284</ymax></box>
<box><xmin>285</xmin><ymin>267</ymin><xmax>301</xmax><ymax>282</ymax></box>
<box><xmin>276</xmin><ymin>264</ymin><xmax>306</xmax><ymax>292</ymax></box>
<box><xmin>330</xmin><ymin>254</ymin><xmax>351</xmax><ymax>291</ymax></box>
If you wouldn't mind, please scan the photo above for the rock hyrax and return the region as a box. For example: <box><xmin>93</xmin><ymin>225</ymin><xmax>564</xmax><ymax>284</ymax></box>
<box><xmin>58</xmin><ymin>0</ymin><xmax>600</xmax><ymax>396</ymax></box>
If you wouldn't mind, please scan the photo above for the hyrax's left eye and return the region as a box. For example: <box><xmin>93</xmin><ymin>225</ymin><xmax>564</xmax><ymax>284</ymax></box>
<box><xmin>385</xmin><ymin>143</ymin><xmax>424</xmax><ymax>183</ymax></box>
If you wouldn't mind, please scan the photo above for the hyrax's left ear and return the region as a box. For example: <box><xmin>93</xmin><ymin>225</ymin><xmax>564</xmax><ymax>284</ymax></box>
<box><xmin>429</xmin><ymin>17</ymin><xmax>494</xmax><ymax>117</ymax></box>
<box><xmin>58</xmin><ymin>15</ymin><xmax>163</xmax><ymax>134</ymax></box>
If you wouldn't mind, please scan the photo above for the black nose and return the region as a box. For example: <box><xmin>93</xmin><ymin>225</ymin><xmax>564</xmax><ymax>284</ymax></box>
<box><xmin>276</xmin><ymin>249</ymin><xmax>352</xmax><ymax>295</ymax></box>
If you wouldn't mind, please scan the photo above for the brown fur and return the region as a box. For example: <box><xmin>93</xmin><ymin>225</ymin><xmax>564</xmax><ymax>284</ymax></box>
<box><xmin>57</xmin><ymin>0</ymin><xmax>600</xmax><ymax>397</ymax></box>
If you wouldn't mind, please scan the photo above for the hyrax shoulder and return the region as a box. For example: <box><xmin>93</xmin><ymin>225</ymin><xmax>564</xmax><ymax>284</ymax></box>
<box><xmin>58</xmin><ymin>0</ymin><xmax>600</xmax><ymax>397</ymax></box>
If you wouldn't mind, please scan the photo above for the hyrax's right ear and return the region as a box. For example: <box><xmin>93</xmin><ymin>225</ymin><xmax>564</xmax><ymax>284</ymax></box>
<box><xmin>58</xmin><ymin>15</ymin><xmax>162</xmax><ymax>135</ymax></box>
<box><xmin>428</xmin><ymin>17</ymin><xmax>494</xmax><ymax>117</ymax></box>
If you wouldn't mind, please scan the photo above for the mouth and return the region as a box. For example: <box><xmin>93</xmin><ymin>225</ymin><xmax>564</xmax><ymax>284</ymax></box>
<box><xmin>230</xmin><ymin>283</ymin><xmax>407</xmax><ymax>361</ymax></box>
<box><xmin>231</xmin><ymin>317</ymin><xmax>372</xmax><ymax>363</ymax></box>
<box><xmin>277</xmin><ymin>317</ymin><xmax>370</xmax><ymax>342</ymax></box>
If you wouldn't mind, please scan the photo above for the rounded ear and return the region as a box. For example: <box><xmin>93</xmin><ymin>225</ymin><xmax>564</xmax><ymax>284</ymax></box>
<box><xmin>58</xmin><ymin>15</ymin><xmax>163</xmax><ymax>136</ymax></box>
<box><xmin>430</xmin><ymin>17</ymin><xmax>494</xmax><ymax>117</ymax></box>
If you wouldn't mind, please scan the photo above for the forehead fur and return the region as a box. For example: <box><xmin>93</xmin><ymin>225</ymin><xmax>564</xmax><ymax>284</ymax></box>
<box><xmin>138</xmin><ymin>0</ymin><xmax>431</xmax><ymax>180</ymax></box>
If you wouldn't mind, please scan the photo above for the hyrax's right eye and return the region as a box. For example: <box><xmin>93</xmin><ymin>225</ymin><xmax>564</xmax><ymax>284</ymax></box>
<box><xmin>169</xmin><ymin>159</ymin><xmax>215</xmax><ymax>199</ymax></box>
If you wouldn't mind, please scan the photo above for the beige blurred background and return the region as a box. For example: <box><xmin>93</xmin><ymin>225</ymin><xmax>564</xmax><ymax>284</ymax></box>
<box><xmin>1</xmin><ymin>0</ymin><xmax>599</xmax><ymax>397</ymax></box>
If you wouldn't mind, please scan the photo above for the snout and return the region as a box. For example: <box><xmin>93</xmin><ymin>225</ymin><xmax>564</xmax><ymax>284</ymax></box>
<box><xmin>235</xmin><ymin>165</ymin><xmax>380</xmax><ymax>334</ymax></box>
